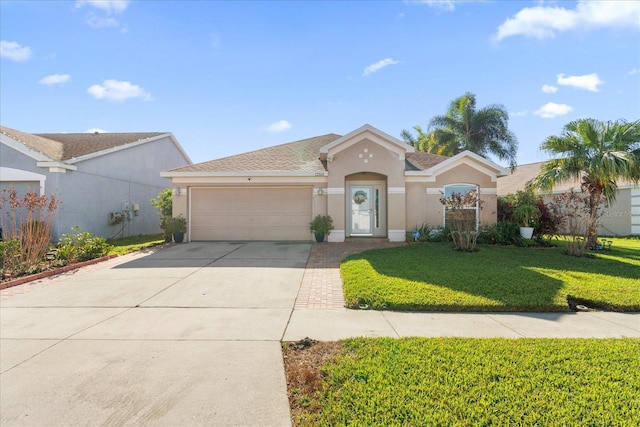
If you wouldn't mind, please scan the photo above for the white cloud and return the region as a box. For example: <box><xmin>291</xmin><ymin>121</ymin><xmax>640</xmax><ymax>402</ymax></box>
<box><xmin>416</xmin><ymin>0</ymin><xmax>456</xmax><ymax>11</ymax></box>
<box><xmin>494</xmin><ymin>0</ymin><xmax>640</xmax><ymax>41</ymax></box>
<box><xmin>510</xmin><ymin>110</ymin><xmax>528</xmax><ymax>117</ymax></box>
<box><xmin>363</xmin><ymin>58</ymin><xmax>400</xmax><ymax>77</ymax></box>
<box><xmin>0</xmin><ymin>40</ymin><xmax>32</xmax><ymax>62</ymax></box>
<box><xmin>533</xmin><ymin>102</ymin><xmax>573</xmax><ymax>119</ymax></box>
<box><xmin>629</xmin><ymin>68</ymin><xmax>639</xmax><ymax>75</ymax></box>
<box><xmin>265</xmin><ymin>120</ymin><xmax>292</xmax><ymax>133</ymax></box>
<box><xmin>542</xmin><ymin>84</ymin><xmax>558</xmax><ymax>94</ymax></box>
<box><xmin>87</xmin><ymin>79</ymin><xmax>152</xmax><ymax>101</ymax></box>
<box><xmin>86</xmin><ymin>14</ymin><xmax>119</xmax><ymax>28</ymax></box>
<box><xmin>39</xmin><ymin>74</ymin><xmax>71</xmax><ymax>85</ymax></box>
<box><xmin>86</xmin><ymin>128</ymin><xmax>107</xmax><ymax>133</ymax></box>
<box><xmin>75</xmin><ymin>0</ymin><xmax>130</xmax><ymax>14</ymax></box>
<box><xmin>557</xmin><ymin>73</ymin><xmax>604</xmax><ymax>92</ymax></box>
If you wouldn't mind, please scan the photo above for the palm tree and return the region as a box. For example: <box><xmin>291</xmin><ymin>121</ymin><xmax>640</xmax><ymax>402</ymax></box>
<box><xmin>401</xmin><ymin>92</ymin><xmax>518</xmax><ymax>169</ymax></box>
<box><xmin>529</xmin><ymin>118</ymin><xmax>640</xmax><ymax>242</ymax></box>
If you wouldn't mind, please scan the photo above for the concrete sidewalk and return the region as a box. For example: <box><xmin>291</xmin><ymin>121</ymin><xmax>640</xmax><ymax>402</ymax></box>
<box><xmin>285</xmin><ymin>309</ymin><xmax>640</xmax><ymax>341</ymax></box>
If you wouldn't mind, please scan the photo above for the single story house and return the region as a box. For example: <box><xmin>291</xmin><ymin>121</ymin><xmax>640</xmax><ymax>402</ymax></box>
<box><xmin>497</xmin><ymin>161</ymin><xmax>640</xmax><ymax>236</ymax></box>
<box><xmin>162</xmin><ymin>124</ymin><xmax>509</xmax><ymax>242</ymax></box>
<box><xmin>1</xmin><ymin>126</ymin><xmax>192</xmax><ymax>240</ymax></box>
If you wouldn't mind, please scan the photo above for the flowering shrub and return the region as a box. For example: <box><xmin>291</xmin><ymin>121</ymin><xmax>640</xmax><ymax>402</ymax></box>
<box><xmin>551</xmin><ymin>190</ymin><xmax>604</xmax><ymax>257</ymax></box>
<box><xmin>439</xmin><ymin>189</ymin><xmax>483</xmax><ymax>252</ymax></box>
<box><xmin>0</xmin><ymin>188</ymin><xmax>59</xmax><ymax>276</ymax></box>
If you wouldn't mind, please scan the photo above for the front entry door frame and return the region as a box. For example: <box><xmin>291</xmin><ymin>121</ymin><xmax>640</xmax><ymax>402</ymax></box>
<box><xmin>347</xmin><ymin>180</ymin><xmax>386</xmax><ymax>237</ymax></box>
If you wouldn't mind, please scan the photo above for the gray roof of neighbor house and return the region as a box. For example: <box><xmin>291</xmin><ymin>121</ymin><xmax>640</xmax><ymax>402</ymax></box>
<box><xmin>497</xmin><ymin>161</ymin><xmax>638</xmax><ymax>196</ymax></box>
<box><xmin>496</xmin><ymin>162</ymin><xmax>544</xmax><ymax>195</ymax></box>
<box><xmin>167</xmin><ymin>133</ymin><xmax>451</xmax><ymax>174</ymax></box>
<box><xmin>1</xmin><ymin>125</ymin><xmax>168</xmax><ymax>162</ymax></box>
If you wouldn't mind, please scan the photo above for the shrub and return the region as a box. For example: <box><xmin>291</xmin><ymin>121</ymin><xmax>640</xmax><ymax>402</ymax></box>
<box><xmin>310</xmin><ymin>215</ymin><xmax>334</xmax><ymax>236</ymax></box>
<box><xmin>478</xmin><ymin>222</ymin><xmax>523</xmax><ymax>246</ymax></box>
<box><xmin>165</xmin><ymin>215</ymin><xmax>187</xmax><ymax>234</ymax></box>
<box><xmin>0</xmin><ymin>239</ymin><xmax>22</xmax><ymax>276</ymax></box>
<box><xmin>440</xmin><ymin>189</ymin><xmax>482</xmax><ymax>252</ymax></box>
<box><xmin>56</xmin><ymin>227</ymin><xmax>112</xmax><ymax>262</ymax></box>
<box><xmin>536</xmin><ymin>199</ymin><xmax>565</xmax><ymax>241</ymax></box>
<box><xmin>0</xmin><ymin>188</ymin><xmax>59</xmax><ymax>270</ymax></box>
<box><xmin>552</xmin><ymin>190</ymin><xmax>604</xmax><ymax>257</ymax></box>
<box><xmin>151</xmin><ymin>188</ymin><xmax>173</xmax><ymax>242</ymax></box>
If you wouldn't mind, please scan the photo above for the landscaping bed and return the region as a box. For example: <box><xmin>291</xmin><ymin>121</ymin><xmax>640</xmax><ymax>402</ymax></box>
<box><xmin>283</xmin><ymin>337</ymin><xmax>640</xmax><ymax>426</ymax></box>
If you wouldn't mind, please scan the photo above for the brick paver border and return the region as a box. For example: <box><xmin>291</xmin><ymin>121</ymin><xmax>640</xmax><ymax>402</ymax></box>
<box><xmin>295</xmin><ymin>240</ymin><xmax>404</xmax><ymax>309</ymax></box>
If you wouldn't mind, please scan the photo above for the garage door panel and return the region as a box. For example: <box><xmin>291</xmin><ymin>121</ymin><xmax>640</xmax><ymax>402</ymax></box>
<box><xmin>190</xmin><ymin>187</ymin><xmax>312</xmax><ymax>241</ymax></box>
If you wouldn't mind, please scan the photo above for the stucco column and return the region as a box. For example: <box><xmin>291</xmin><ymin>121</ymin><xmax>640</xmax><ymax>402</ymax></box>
<box><xmin>388</xmin><ymin>187</ymin><xmax>407</xmax><ymax>242</ymax></box>
<box><xmin>327</xmin><ymin>188</ymin><xmax>345</xmax><ymax>242</ymax></box>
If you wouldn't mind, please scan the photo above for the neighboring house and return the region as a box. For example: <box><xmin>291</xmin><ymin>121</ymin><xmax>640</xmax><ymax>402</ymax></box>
<box><xmin>0</xmin><ymin>126</ymin><xmax>192</xmax><ymax>240</ymax></box>
<box><xmin>497</xmin><ymin>161</ymin><xmax>640</xmax><ymax>236</ymax></box>
<box><xmin>162</xmin><ymin>124</ymin><xmax>508</xmax><ymax>242</ymax></box>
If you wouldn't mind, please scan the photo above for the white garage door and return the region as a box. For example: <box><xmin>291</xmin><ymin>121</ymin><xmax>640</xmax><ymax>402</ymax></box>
<box><xmin>190</xmin><ymin>187</ymin><xmax>313</xmax><ymax>241</ymax></box>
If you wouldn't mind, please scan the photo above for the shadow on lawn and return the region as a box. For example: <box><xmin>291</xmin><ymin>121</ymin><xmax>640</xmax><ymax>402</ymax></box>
<box><xmin>342</xmin><ymin>242</ymin><xmax>639</xmax><ymax>312</ymax></box>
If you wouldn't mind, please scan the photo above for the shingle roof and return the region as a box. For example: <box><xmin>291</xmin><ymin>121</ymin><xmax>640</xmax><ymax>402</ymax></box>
<box><xmin>168</xmin><ymin>133</ymin><xmax>451</xmax><ymax>174</ymax></box>
<box><xmin>497</xmin><ymin>162</ymin><xmax>637</xmax><ymax>195</ymax></box>
<box><xmin>496</xmin><ymin>162</ymin><xmax>544</xmax><ymax>195</ymax></box>
<box><xmin>406</xmin><ymin>152</ymin><xmax>450</xmax><ymax>171</ymax></box>
<box><xmin>169</xmin><ymin>134</ymin><xmax>342</xmax><ymax>173</ymax></box>
<box><xmin>35</xmin><ymin>131</ymin><xmax>166</xmax><ymax>161</ymax></box>
<box><xmin>1</xmin><ymin>125</ymin><xmax>166</xmax><ymax>161</ymax></box>
<box><xmin>1</xmin><ymin>126</ymin><xmax>64</xmax><ymax>160</ymax></box>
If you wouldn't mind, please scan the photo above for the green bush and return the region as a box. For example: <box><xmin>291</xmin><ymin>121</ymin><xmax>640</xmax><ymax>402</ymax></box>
<box><xmin>56</xmin><ymin>227</ymin><xmax>112</xmax><ymax>262</ymax></box>
<box><xmin>151</xmin><ymin>188</ymin><xmax>174</xmax><ymax>242</ymax></box>
<box><xmin>0</xmin><ymin>239</ymin><xmax>22</xmax><ymax>275</ymax></box>
<box><xmin>479</xmin><ymin>221</ymin><xmax>523</xmax><ymax>246</ymax></box>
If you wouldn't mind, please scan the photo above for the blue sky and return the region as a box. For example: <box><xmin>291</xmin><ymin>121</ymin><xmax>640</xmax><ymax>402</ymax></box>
<box><xmin>1</xmin><ymin>0</ymin><xmax>639</xmax><ymax>167</ymax></box>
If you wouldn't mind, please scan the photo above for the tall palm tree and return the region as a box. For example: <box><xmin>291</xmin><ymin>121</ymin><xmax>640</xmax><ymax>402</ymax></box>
<box><xmin>402</xmin><ymin>92</ymin><xmax>518</xmax><ymax>169</ymax></box>
<box><xmin>529</xmin><ymin>118</ymin><xmax>640</xmax><ymax>242</ymax></box>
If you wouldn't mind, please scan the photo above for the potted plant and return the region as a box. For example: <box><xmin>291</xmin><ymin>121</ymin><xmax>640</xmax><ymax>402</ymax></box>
<box><xmin>514</xmin><ymin>204</ymin><xmax>539</xmax><ymax>239</ymax></box>
<box><xmin>166</xmin><ymin>215</ymin><xmax>187</xmax><ymax>243</ymax></box>
<box><xmin>309</xmin><ymin>214</ymin><xmax>334</xmax><ymax>243</ymax></box>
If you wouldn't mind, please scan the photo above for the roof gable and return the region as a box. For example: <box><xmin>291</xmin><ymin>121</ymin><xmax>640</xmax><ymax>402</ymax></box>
<box><xmin>319</xmin><ymin>124</ymin><xmax>415</xmax><ymax>161</ymax></box>
<box><xmin>407</xmin><ymin>150</ymin><xmax>510</xmax><ymax>182</ymax></box>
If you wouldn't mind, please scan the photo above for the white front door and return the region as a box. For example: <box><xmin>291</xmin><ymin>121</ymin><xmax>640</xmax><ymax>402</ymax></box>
<box><xmin>350</xmin><ymin>185</ymin><xmax>373</xmax><ymax>235</ymax></box>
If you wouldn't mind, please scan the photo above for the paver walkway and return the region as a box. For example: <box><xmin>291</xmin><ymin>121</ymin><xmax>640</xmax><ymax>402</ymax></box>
<box><xmin>295</xmin><ymin>240</ymin><xmax>403</xmax><ymax>309</ymax></box>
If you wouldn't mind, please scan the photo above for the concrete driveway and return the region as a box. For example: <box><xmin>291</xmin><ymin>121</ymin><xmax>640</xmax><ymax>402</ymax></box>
<box><xmin>1</xmin><ymin>242</ymin><xmax>311</xmax><ymax>427</ymax></box>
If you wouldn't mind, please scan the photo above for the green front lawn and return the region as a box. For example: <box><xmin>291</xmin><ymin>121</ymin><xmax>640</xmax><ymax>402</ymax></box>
<box><xmin>341</xmin><ymin>238</ymin><xmax>640</xmax><ymax>311</ymax></box>
<box><xmin>107</xmin><ymin>234</ymin><xmax>165</xmax><ymax>256</ymax></box>
<box><xmin>296</xmin><ymin>337</ymin><xmax>640</xmax><ymax>426</ymax></box>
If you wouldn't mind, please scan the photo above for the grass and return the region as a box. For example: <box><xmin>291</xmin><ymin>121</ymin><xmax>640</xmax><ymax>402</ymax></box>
<box><xmin>341</xmin><ymin>237</ymin><xmax>640</xmax><ymax>312</ymax></box>
<box><xmin>294</xmin><ymin>337</ymin><xmax>640</xmax><ymax>427</ymax></box>
<box><xmin>107</xmin><ymin>234</ymin><xmax>165</xmax><ymax>256</ymax></box>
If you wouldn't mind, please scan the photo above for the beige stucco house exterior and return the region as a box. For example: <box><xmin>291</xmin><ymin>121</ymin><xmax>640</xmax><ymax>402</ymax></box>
<box><xmin>162</xmin><ymin>124</ymin><xmax>509</xmax><ymax>242</ymax></box>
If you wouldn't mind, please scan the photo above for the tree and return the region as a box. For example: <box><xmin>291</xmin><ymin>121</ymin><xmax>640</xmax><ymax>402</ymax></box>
<box><xmin>528</xmin><ymin>118</ymin><xmax>640</xmax><ymax>244</ymax></box>
<box><xmin>401</xmin><ymin>92</ymin><xmax>518</xmax><ymax>169</ymax></box>
<box><xmin>150</xmin><ymin>188</ymin><xmax>173</xmax><ymax>242</ymax></box>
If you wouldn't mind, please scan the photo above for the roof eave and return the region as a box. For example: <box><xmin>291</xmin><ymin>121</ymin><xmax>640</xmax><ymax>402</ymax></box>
<box><xmin>161</xmin><ymin>170</ymin><xmax>329</xmax><ymax>178</ymax></box>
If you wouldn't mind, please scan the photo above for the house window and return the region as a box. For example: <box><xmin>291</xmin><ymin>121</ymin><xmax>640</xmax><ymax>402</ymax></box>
<box><xmin>442</xmin><ymin>184</ymin><xmax>479</xmax><ymax>230</ymax></box>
